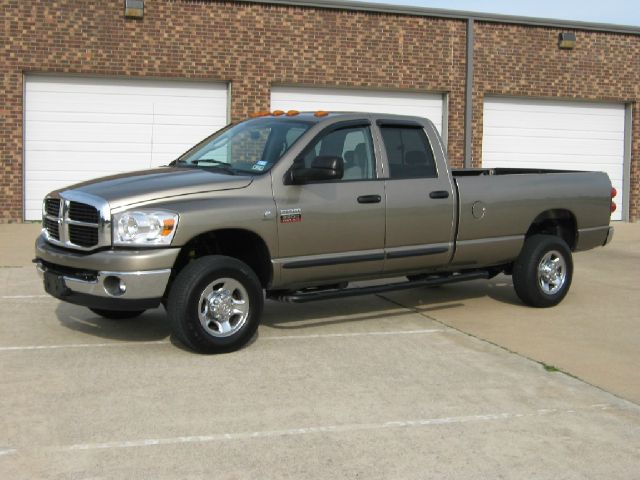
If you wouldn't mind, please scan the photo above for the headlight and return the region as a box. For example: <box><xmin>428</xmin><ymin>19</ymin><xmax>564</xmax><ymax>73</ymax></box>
<box><xmin>112</xmin><ymin>210</ymin><xmax>179</xmax><ymax>246</ymax></box>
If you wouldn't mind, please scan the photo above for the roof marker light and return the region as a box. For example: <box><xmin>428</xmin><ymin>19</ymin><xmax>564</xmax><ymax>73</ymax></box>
<box><xmin>272</xmin><ymin>110</ymin><xmax>285</xmax><ymax>116</ymax></box>
<box><xmin>611</xmin><ymin>187</ymin><xmax>617</xmax><ymax>198</ymax></box>
<box><xmin>314</xmin><ymin>111</ymin><xmax>329</xmax><ymax>117</ymax></box>
<box><xmin>286</xmin><ymin>110</ymin><xmax>300</xmax><ymax>116</ymax></box>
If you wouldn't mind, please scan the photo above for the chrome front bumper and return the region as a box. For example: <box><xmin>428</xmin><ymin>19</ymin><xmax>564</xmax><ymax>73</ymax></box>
<box><xmin>36</xmin><ymin>263</ymin><xmax>171</xmax><ymax>300</ymax></box>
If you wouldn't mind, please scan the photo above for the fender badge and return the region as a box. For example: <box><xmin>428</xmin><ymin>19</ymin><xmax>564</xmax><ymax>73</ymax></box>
<box><xmin>280</xmin><ymin>208</ymin><xmax>302</xmax><ymax>223</ymax></box>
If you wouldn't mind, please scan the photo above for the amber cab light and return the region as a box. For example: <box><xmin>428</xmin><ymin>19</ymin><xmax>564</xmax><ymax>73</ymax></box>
<box><xmin>271</xmin><ymin>110</ymin><xmax>285</xmax><ymax>116</ymax></box>
<box><xmin>249</xmin><ymin>111</ymin><xmax>269</xmax><ymax>118</ymax></box>
<box><xmin>611</xmin><ymin>187</ymin><xmax>617</xmax><ymax>198</ymax></box>
<box><xmin>314</xmin><ymin>110</ymin><xmax>329</xmax><ymax>117</ymax></box>
<box><xmin>286</xmin><ymin>110</ymin><xmax>300</xmax><ymax>116</ymax></box>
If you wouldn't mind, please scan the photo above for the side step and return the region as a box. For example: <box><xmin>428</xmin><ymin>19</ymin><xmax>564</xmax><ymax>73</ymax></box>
<box><xmin>268</xmin><ymin>270</ymin><xmax>492</xmax><ymax>303</ymax></box>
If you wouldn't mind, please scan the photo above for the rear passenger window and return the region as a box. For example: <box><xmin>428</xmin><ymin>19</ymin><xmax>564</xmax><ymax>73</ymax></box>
<box><xmin>380</xmin><ymin>126</ymin><xmax>437</xmax><ymax>179</ymax></box>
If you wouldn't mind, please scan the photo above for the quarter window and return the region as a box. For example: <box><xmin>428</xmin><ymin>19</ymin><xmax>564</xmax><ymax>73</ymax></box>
<box><xmin>380</xmin><ymin>126</ymin><xmax>437</xmax><ymax>179</ymax></box>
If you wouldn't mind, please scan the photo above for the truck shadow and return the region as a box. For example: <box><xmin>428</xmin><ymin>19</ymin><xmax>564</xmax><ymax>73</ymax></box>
<box><xmin>54</xmin><ymin>303</ymin><xmax>170</xmax><ymax>342</ymax></box>
<box><xmin>53</xmin><ymin>277</ymin><xmax>520</xmax><ymax>342</ymax></box>
<box><xmin>262</xmin><ymin>276</ymin><xmax>521</xmax><ymax>330</ymax></box>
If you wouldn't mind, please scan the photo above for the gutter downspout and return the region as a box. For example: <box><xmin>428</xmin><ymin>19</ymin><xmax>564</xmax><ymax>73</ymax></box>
<box><xmin>464</xmin><ymin>17</ymin><xmax>474</xmax><ymax>168</ymax></box>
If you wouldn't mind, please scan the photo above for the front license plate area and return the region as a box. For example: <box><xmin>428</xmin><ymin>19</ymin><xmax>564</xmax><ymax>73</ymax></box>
<box><xmin>43</xmin><ymin>271</ymin><xmax>71</xmax><ymax>298</ymax></box>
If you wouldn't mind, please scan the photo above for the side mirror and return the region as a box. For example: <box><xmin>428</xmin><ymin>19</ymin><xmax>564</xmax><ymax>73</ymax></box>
<box><xmin>288</xmin><ymin>156</ymin><xmax>344</xmax><ymax>184</ymax></box>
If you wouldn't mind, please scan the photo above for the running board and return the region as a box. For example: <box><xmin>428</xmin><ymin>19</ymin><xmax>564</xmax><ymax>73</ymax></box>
<box><xmin>268</xmin><ymin>270</ymin><xmax>492</xmax><ymax>303</ymax></box>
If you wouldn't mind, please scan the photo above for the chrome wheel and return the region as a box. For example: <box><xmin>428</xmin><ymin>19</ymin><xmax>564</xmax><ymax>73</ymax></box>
<box><xmin>198</xmin><ymin>278</ymin><xmax>250</xmax><ymax>337</ymax></box>
<box><xmin>537</xmin><ymin>250</ymin><xmax>567</xmax><ymax>295</ymax></box>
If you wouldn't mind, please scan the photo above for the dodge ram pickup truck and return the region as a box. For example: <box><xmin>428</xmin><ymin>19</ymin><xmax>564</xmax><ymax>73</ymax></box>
<box><xmin>35</xmin><ymin>111</ymin><xmax>616</xmax><ymax>353</ymax></box>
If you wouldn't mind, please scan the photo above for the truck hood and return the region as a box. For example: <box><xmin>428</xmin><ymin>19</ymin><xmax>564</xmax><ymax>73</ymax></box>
<box><xmin>58</xmin><ymin>168</ymin><xmax>253</xmax><ymax>209</ymax></box>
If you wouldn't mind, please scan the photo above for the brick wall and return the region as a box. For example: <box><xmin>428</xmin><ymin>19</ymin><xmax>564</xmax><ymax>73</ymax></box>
<box><xmin>0</xmin><ymin>0</ymin><xmax>638</xmax><ymax>221</ymax></box>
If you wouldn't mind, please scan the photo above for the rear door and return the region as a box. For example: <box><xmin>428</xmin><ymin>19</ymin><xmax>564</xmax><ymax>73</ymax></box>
<box><xmin>375</xmin><ymin>119</ymin><xmax>456</xmax><ymax>274</ymax></box>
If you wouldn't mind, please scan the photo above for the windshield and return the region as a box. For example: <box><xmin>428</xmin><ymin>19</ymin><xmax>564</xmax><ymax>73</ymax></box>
<box><xmin>175</xmin><ymin>117</ymin><xmax>313</xmax><ymax>174</ymax></box>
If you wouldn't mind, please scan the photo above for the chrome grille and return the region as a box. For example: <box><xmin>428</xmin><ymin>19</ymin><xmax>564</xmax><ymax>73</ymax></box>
<box><xmin>43</xmin><ymin>217</ymin><xmax>60</xmax><ymax>240</ymax></box>
<box><xmin>69</xmin><ymin>201</ymin><xmax>100</xmax><ymax>224</ymax></box>
<box><xmin>45</xmin><ymin>198</ymin><xmax>61</xmax><ymax>217</ymax></box>
<box><xmin>69</xmin><ymin>224</ymin><xmax>99</xmax><ymax>247</ymax></box>
<box><xmin>42</xmin><ymin>192</ymin><xmax>111</xmax><ymax>251</ymax></box>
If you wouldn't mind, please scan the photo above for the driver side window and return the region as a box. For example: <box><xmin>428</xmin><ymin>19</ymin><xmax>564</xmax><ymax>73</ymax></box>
<box><xmin>299</xmin><ymin>125</ymin><xmax>376</xmax><ymax>181</ymax></box>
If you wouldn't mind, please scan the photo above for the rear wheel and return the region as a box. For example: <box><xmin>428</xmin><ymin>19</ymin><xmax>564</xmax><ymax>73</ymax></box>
<box><xmin>512</xmin><ymin>234</ymin><xmax>573</xmax><ymax>307</ymax></box>
<box><xmin>167</xmin><ymin>255</ymin><xmax>263</xmax><ymax>353</ymax></box>
<box><xmin>89</xmin><ymin>308</ymin><xmax>146</xmax><ymax>320</ymax></box>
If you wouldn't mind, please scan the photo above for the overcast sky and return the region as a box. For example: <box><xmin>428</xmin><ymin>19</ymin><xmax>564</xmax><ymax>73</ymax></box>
<box><xmin>351</xmin><ymin>0</ymin><xmax>640</xmax><ymax>27</ymax></box>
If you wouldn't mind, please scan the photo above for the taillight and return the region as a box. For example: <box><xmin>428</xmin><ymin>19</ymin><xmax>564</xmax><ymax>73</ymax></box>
<box><xmin>610</xmin><ymin>187</ymin><xmax>617</xmax><ymax>214</ymax></box>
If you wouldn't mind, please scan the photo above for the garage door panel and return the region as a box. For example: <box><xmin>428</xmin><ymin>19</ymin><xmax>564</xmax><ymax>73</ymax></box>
<box><xmin>26</xmin><ymin>121</ymin><xmax>152</xmax><ymax>144</ymax></box>
<box><xmin>26</xmin><ymin>111</ymin><xmax>155</xmax><ymax>126</ymax></box>
<box><xmin>271</xmin><ymin>86</ymin><xmax>444</xmax><ymax>134</ymax></box>
<box><xmin>26</xmin><ymin>76</ymin><xmax>225</xmax><ymax>98</ymax></box>
<box><xmin>483</xmin><ymin>97</ymin><xmax>625</xmax><ymax>220</ymax></box>
<box><xmin>152</xmin><ymin>97</ymin><xmax>227</xmax><ymax>115</ymax></box>
<box><xmin>24</xmin><ymin>76</ymin><xmax>228</xmax><ymax>220</ymax></box>
<box><xmin>483</xmin><ymin>137</ymin><xmax>624</xmax><ymax>156</ymax></box>
<box><xmin>26</xmin><ymin>151</ymin><xmax>152</xmax><ymax>170</ymax></box>
<box><xmin>26</xmin><ymin>93</ymin><xmax>154</xmax><ymax>115</ymax></box>
<box><xmin>484</xmin><ymin>110</ymin><xmax>623</xmax><ymax>132</ymax></box>
<box><xmin>485</xmin><ymin>97</ymin><xmax>624</xmax><ymax>114</ymax></box>
<box><xmin>152</xmin><ymin>114</ymin><xmax>225</xmax><ymax>127</ymax></box>
<box><xmin>483</xmin><ymin>126</ymin><xmax>624</xmax><ymax>142</ymax></box>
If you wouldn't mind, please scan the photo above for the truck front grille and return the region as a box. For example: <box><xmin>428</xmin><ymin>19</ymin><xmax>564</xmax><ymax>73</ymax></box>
<box><xmin>42</xmin><ymin>194</ymin><xmax>110</xmax><ymax>251</ymax></box>
<box><xmin>45</xmin><ymin>198</ymin><xmax>61</xmax><ymax>217</ymax></box>
<box><xmin>69</xmin><ymin>201</ymin><xmax>100</xmax><ymax>224</ymax></box>
<box><xmin>43</xmin><ymin>217</ymin><xmax>60</xmax><ymax>240</ymax></box>
<box><xmin>69</xmin><ymin>224</ymin><xmax>99</xmax><ymax>247</ymax></box>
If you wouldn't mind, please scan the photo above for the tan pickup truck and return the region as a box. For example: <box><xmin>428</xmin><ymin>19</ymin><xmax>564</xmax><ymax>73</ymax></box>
<box><xmin>35</xmin><ymin>112</ymin><xmax>616</xmax><ymax>353</ymax></box>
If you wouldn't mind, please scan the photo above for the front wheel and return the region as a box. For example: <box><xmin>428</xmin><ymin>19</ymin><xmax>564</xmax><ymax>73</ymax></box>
<box><xmin>167</xmin><ymin>255</ymin><xmax>264</xmax><ymax>353</ymax></box>
<box><xmin>512</xmin><ymin>234</ymin><xmax>573</xmax><ymax>308</ymax></box>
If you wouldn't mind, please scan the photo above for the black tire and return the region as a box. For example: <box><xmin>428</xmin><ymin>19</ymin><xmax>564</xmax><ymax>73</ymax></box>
<box><xmin>167</xmin><ymin>255</ymin><xmax>263</xmax><ymax>354</ymax></box>
<box><xmin>89</xmin><ymin>308</ymin><xmax>146</xmax><ymax>320</ymax></box>
<box><xmin>512</xmin><ymin>234</ymin><xmax>573</xmax><ymax>308</ymax></box>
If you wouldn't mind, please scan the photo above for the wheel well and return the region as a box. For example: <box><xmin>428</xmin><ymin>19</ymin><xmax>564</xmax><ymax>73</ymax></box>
<box><xmin>170</xmin><ymin>229</ymin><xmax>273</xmax><ymax>290</ymax></box>
<box><xmin>525</xmin><ymin>209</ymin><xmax>577</xmax><ymax>250</ymax></box>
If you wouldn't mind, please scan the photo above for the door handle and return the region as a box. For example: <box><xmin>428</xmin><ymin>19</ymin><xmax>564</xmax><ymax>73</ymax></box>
<box><xmin>429</xmin><ymin>190</ymin><xmax>450</xmax><ymax>199</ymax></box>
<box><xmin>357</xmin><ymin>195</ymin><xmax>382</xmax><ymax>204</ymax></box>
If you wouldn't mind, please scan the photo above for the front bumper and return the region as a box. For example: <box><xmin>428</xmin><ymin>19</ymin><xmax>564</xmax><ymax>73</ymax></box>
<box><xmin>35</xmin><ymin>235</ymin><xmax>178</xmax><ymax>310</ymax></box>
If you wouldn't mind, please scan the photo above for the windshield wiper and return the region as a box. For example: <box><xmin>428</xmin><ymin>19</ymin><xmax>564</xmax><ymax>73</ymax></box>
<box><xmin>171</xmin><ymin>159</ymin><xmax>237</xmax><ymax>174</ymax></box>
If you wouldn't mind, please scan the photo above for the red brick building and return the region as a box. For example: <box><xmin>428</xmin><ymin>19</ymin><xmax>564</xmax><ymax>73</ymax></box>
<box><xmin>1</xmin><ymin>0</ymin><xmax>638</xmax><ymax>221</ymax></box>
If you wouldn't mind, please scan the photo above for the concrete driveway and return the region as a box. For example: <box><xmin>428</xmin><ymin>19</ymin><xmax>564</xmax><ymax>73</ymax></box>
<box><xmin>1</xmin><ymin>223</ymin><xmax>639</xmax><ymax>479</ymax></box>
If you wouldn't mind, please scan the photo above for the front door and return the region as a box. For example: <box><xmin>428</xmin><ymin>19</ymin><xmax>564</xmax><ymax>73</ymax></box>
<box><xmin>272</xmin><ymin>121</ymin><xmax>386</xmax><ymax>288</ymax></box>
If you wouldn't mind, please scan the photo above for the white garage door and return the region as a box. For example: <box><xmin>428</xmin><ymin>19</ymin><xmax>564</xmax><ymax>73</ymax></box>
<box><xmin>482</xmin><ymin>97</ymin><xmax>625</xmax><ymax>220</ymax></box>
<box><xmin>271</xmin><ymin>86</ymin><xmax>445</xmax><ymax>135</ymax></box>
<box><xmin>24</xmin><ymin>76</ymin><xmax>229</xmax><ymax>220</ymax></box>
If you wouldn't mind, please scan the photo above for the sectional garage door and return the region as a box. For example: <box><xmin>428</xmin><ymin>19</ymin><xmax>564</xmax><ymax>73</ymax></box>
<box><xmin>271</xmin><ymin>86</ymin><xmax>445</xmax><ymax>135</ymax></box>
<box><xmin>24</xmin><ymin>76</ymin><xmax>229</xmax><ymax>220</ymax></box>
<box><xmin>482</xmin><ymin>97</ymin><xmax>625</xmax><ymax>220</ymax></box>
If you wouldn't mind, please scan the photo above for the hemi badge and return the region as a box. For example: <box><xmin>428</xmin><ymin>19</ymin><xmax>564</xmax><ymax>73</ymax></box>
<box><xmin>280</xmin><ymin>208</ymin><xmax>302</xmax><ymax>223</ymax></box>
